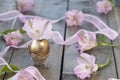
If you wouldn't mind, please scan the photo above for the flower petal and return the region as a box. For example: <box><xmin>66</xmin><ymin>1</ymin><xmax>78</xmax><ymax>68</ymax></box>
<box><xmin>73</xmin><ymin>63</ymin><xmax>91</xmax><ymax>79</ymax></box>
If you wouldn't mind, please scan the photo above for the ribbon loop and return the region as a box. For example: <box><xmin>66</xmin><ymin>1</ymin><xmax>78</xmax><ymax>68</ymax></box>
<box><xmin>84</xmin><ymin>14</ymin><xmax>118</xmax><ymax>40</ymax></box>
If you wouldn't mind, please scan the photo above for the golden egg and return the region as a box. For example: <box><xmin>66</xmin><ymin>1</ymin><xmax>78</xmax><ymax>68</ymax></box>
<box><xmin>29</xmin><ymin>39</ymin><xmax>50</xmax><ymax>57</ymax></box>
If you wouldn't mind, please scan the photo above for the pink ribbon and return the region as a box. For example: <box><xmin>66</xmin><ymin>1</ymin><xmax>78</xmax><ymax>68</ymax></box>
<box><xmin>0</xmin><ymin>57</ymin><xmax>18</xmax><ymax>72</ymax></box>
<box><xmin>0</xmin><ymin>57</ymin><xmax>45</xmax><ymax>80</ymax></box>
<box><xmin>0</xmin><ymin>40</ymin><xmax>32</xmax><ymax>57</ymax></box>
<box><xmin>0</xmin><ymin>9</ymin><xmax>118</xmax><ymax>59</ymax></box>
<box><xmin>0</xmin><ymin>10</ymin><xmax>65</xmax><ymax>24</ymax></box>
<box><xmin>84</xmin><ymin>14</ymin><xmax>118</xmax><ymax>40</ymax></box>
<box><xmin>0</xmin><ymin>10</ymin><xmax>118</xmax><ymax>42</ymax></box>
<box><xmin>8</xmin><ymin>66</ymin><xmax>45</xmax><ymax>80</ymax></box>
<box><xmin>0</xmin><ymin>10</ymin><xmax>118</xmax><ymax>80</ymax></box>
<box><xmin>24</xmin><ymin>66</ymin><xmax>45</xmax><ymax>80</ymax></box>
<box><xmin>64</xmin><ymin>29</ymin><xmax>96</xmax><ymax>45</ymax></box>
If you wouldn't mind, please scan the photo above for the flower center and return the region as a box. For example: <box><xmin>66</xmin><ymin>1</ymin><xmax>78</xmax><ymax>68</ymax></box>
<box><xmin>85</xmin><ymin>64</ymin><xmax>91</xmax><ymax>69</ymax></box>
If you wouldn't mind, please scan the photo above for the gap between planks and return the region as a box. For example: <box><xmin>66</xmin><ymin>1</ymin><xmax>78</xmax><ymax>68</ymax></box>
<box><xmin>60</xmin><ymin>0</ymin><xmax>70</xmax><ymax>80</ymax></box>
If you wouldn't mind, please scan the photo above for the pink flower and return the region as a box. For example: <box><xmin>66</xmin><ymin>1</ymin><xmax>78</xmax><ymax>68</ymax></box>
<box><xmin>23</xmin><ymin>18</ymin><xmax>53</xmax><ymax>40</ymax></box>
<box><xmin>5</xmin><ymin>30</ymin><xmax>23</xmax><ymax>46</ymax></box>
<box><xmin>77</xmin><ymin>31</ymin><xmax>98</xmax><ymax>52</ymax></box>
<box><xmin>73</xmin><ymin>53</ymin><xmax>98</xmax><ymax>79</ymax></box>
<box><xmin>17</xmin><ymin>0</ymin><xmax>35</xmax><ymax>12</ymax></box>
<box><xmin>108</xmin><ymin>78</ymin><xmax>120</xmax><ymax>80</ymax></box>
<box><xmin>96</xmin><ymin>0</ymin><xmax>112</xmax><ymax>14</ymax></box>
<box><xmin>65</xmin><ymin>10</ymin><xmax>84</xmax><ymax>26</ymax></box>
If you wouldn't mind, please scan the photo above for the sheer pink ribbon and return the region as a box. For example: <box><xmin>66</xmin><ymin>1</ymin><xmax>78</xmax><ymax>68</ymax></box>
<box><xmin>0</xmin><ymin>57</ymin><xmax>18</xmax><ymax>72</ymax></box>
<box><xmin>84</xmin><ymin>14</ymin><xmax>118</xmax><ymax>40</ymax></box>
<box><xmin>0</xmin><ymin>10</ymin><xmax>65</xmax><ymax>23</ymax></box>
<box><xmin>64</xmin><ymin>29</ymin><xmax>96</xmax><ymax>45</ymax></box>
<box><xmin>8</xmin><ymin>66</ymin><xmax>45</xmax><ymax>80</ymax></box>
<box><xmin>0</xmin><ymin>10</ymin><xmax>118</xmax><ymax>80</ymax></box>
<box><xmin>0</xmin><ymin>40</ymin><xmax>32</xmax><ymax>57</ymax></box>
<box><xmin>0</xmin><ymin>57</ymin><xmax>45</xmax><ymax>80</ymax></box>
<box><xmin>0</xmin><ymin>42</ymin><xmax>46</xmax><ymax>80</ymax></box>
<box><xmin>64</xmin><ymin>13</ymin><xmax>119</xmax><ymax>45</ymax></box>
<box><xmin>0</xmin><ymin>10</ymin><xmax>118</xmax><ymax>42</ymax></box>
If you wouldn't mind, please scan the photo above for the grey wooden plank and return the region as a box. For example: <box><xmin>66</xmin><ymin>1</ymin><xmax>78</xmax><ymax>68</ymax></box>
<box><xmin>62</xmin><ymin>0</ymin><xmax>117</xmax><ymax>80</ymax></box>
<box><xmin>107</xmin><ymin>0</ymin><xmax>120</xmax><ymax>78</ymax></box>
<box><xmin>4</xmin><ymin>0</ymin><xmax>67</xmax><ymax>80</ymax></box>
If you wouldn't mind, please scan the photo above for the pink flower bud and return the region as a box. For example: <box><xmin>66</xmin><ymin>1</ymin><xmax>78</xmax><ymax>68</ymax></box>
<box><xmin>17</xmin><ymin>0</ymin><xmax>35</xmax><ymax>12</ymax></box>
<box><xmin>65</xmin><ymin>10</ymin><xmax>84</xmax><ymax>26</ymax></box>
<box><xmin>5</xmin><ymin>30</ymin><xmax>23</xmax><ymax>46</ymax></box>
<box><xmin>96</xmin><ymin>0</ymin><xmax>112</xmax><ymax>14</ymax></box>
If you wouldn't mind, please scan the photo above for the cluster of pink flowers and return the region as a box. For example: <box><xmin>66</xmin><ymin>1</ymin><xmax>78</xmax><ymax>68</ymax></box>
<box><xmin>4</xmin><ymin>30</ymin><xmax>23</xmax><ymax>46</ymax></box>
<box><xmin>96</xmin><ymin>0</ymin><xmax>113</xmax><ymax>14</ymax></box>
<box><xmin>73</xmin><ymin>30</ymin><xmax>99</xmax><ymax>79</ymax></box>
<box><xmin>65</xmin><ymin>9</ymin><xmax>118</xmax><ymax>79</ymax></box>
<box><xmin>2</xmin><ymin>9</ymin><xmax>118</xmax><ymax>80</ymax></box>
<box><xmin>73</xmin><ymin>53</ymin><xmax>98</xmax><ymax>79</ymax></box>
<box><xmin>65</xmin><ymin>10</ymin><xmax>84</xmax><ymax>26</ymax></box>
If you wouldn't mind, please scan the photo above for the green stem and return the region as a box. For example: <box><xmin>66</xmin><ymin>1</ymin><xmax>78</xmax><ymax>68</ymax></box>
<box><xmin>98</xmin><ymin>55</ymin><xmax>111</xmax><ymax>70</ymax></box>
<box><xmin>98</xmin><ymin>42</ymin><xmax>120</xmax><ymax>47</ymax></box>
<box><xmin>109</xmin><ymin>0</ymin><xmax>115</xmax><ymax>7</ymax></box>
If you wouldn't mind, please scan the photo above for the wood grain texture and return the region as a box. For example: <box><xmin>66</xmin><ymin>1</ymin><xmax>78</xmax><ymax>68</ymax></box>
<box><xmin>62</xmin><ymin>0</ymin><xmax>117</xmax><ymax>80</ymax></box>
<box><xmin>3</xmin><ymin>0</ymin><xmax>67</xmax><ymax>80</ymax></box>
<box><xmin>107</xmin><ymin>0</ymin><xmax>120</xmax><ymax>78</ymax></box>
<box><xmin>0</xmin><ymin>0</ymin><xmax>120</xmax><ymax>80</ymax></box>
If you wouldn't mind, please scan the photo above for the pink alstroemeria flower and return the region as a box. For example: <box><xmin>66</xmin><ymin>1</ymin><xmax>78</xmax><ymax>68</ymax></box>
<box><xmin>65</xmin><ymin>10</ymin><xmax>84</xmax><ymax>26</ymax></box>
<box><xmin>5</xmin><ymin>30</ymin><xmax>23</xmax><ymax>46</ymax></box>
<box><xmin>108</xmin><ymin>78</ymin><xmax>120</xmax><ymax>80</ymax></box>
<box><xmin>96</xmin><ymin>0</ymin><xmax>112</xmax><ymax>14</ymax></box>
<box><xmin>23</xmin><ymin>18</ymin><xmax>53</xmax><ymax>40</ymax></box>
<box><xmin>73</xmin><ymin>53</ymin><xmax>98</xmax><ymax>79</ymax></box>
<box><xmin>17</xmin><ymin>0</ymin><xmax>35</xmax><ymax>12</ymax></box>
<box><xmin>77</xmin><ymin>31</ymin><xmax>98</xmax><ymax>52</ymax></box>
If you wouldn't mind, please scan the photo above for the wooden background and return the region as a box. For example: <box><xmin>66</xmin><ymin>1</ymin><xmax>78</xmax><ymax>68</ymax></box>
<box><xmin>0</xmin><ymin>0</ymin><xmax>120</xmax><ymax>80</ymax></box>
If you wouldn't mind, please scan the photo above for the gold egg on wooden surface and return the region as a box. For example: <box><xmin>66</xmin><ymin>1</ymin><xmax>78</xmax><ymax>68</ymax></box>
<box><xmin>29</xmin><ymin>39</ymin><xmax>50</xmax><ymax>57</ymax></box>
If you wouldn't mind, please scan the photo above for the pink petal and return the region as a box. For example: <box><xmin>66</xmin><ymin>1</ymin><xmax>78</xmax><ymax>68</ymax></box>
<box><xmin>65</xmin><ymin>10</ymin><xmax>84</xmax><ymax>26</ymax></box>
<box><xmin>77</xmin><ymin>53</ymin><xmax>96</xmax><ymax>64</ymax></box>
<box><xmin>73</xmin><ymin>64</ymin><xmax>91</xmax><ymax>79</ymax></box>
<box><xmin>5</xmin><ymin>30</ymin><xmax>23</xmax><ymax>46</ymax></box>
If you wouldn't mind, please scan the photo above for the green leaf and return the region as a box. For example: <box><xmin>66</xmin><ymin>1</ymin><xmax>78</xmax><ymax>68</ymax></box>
<box><xmin>98</xmin><ymin>55</ymin><xmax>111</xmax><ymax>70</ymax></box>
<box><xmin>109</xmin><ymin>0</ymin><xmax>115</xmax><ymax>7</ymax></box>
<box><xmin>0</xmin><ymin>64</ymin><xmax>19</xmax><ymax>75</ymax></box>
<box><xmin>109</xmin><ymin>0</ymin><xmax>114</xmax><ymax>3</ymax></box>
<box><xmin>0</xmin><ymin>32</ymin><xmax>4</xmax><ymax>36</ymax></box>
<box><xmin>2</xmin><ymin>29</ymin><xmax>16</xmax><ymax>35</ymax></box>
<box><xmin>96</xmin><ymin>34</ymin><xmax>108</xmax><ymax>43</ymax></box>
<box><xmin>1</xmin><ymin>29</ymin><xmax>26</xmax><ymax>36</ymax></box>
<box><xmin>20</xmin><ymin>29</ymin><xmax>26</xmax><ymax>34</ymax></box>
